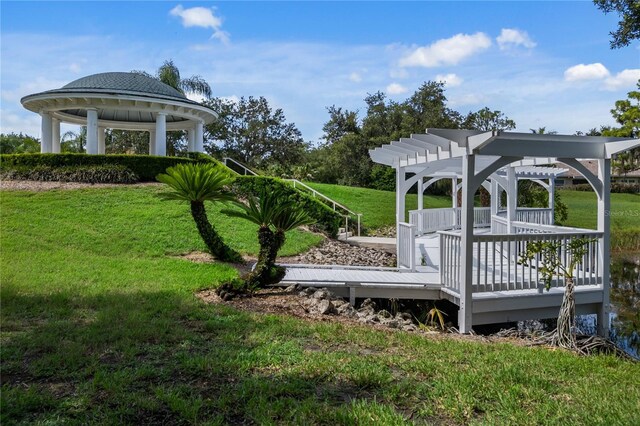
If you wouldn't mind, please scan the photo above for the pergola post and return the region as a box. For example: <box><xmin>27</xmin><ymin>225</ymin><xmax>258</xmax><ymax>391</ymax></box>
<box><xmin>417</xmin><ymin>177</ymin><xmax>424</xmax><ymax>211</ymax></box>
<box><xmin>506</xmin><ymin>166</ymin><xmax>517</xmax><ymax>232</ymax></box>
<box><xmin>597</xmin><ymin>158</ymin><xmax>611</xmax><ymax>337</ymax></box>
<box><xmin>51</xmin><ymin>118</ymin><xmax>61</xmax><ymax>153</ymax></box>
<box><xmin>451</xmin><ymin>178</ymin><xmax>457</xmax><ymax>208</ymax></box>
<box><xmin>459</xmin><ymin>154</ymin><xmax>475</xmax><ymax>333</ymax></box>
<box><xmin>195</xmin><ymin>120</ymin><xmax>204</xmax><ymax>153</ymax></box>
<box><xmin>395</xmin><ymin>165</ymin><xmax>406</xmax><ymax>263</ymax></box>
<box><xmin>490</xmin><ymin>179</ymin><xmax>498</xmax><ymax>216</ymax></box>
<box><xmin>548</xmin><ymin>177</ymin><xmax>555</xmax><ymax>224</ymax></box>
<box><xmin>155</xmin><ymin>113</ymin><xmax>167</xmax><ymax>156</ymax></box>
<box><xmin>86</xmin><ymin>108</ymin><xmax>99</xmax><ymax>154</ymax></box>
<box><xmin>98</xmin><ymin>127</ymin><xmax>106</xmax><ymax>154</ymax></box>
<box><xmin>40</xmin><ymin>111</ymin><xmax>52</xmax><ymax>153</ymax></box>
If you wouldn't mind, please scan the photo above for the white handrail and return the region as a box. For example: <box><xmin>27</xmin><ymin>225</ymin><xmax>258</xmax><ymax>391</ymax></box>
<box><xmin>222</xmin><ymin>157</ymin><xmax>258</xmax><ymax>176</ymax></box>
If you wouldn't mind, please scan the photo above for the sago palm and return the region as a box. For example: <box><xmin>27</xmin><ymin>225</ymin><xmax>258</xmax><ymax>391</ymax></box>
<box><xmin>222</xmin><ymin>190</ymin><xmax>281</xmax><ymax>286</ymax></box>
<box><xmin>156</xmin><ymin>163</ymin><xmax>241</xmax><ymax>262</ymax></box>
<box><xmin>269</xmin><ymin>205</ymin><xmax>315</xmax><ymax>267</ymax></box>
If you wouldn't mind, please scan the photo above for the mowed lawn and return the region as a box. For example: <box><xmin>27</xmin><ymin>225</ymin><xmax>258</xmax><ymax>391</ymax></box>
<box><xmin>2</xmin><ymin>185</ymin><xmax>640</xmax><ymax>425</ymax></box>
<box><xmin>305</xmin><ymin>182</ymin><xmax>640</xmax><ymax>232</ymax></box>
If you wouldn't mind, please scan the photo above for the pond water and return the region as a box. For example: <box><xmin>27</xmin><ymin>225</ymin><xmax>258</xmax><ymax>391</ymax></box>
<box><xmin>578</xmin><ymin>252</ymin><xmax>640</xmax><ymax>358</ymax></box>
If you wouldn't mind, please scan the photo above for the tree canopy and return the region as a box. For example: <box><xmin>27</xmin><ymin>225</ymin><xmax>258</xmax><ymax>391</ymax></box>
<box><xmin>594</xmin><ymin>0</ymin><xmax>640</xmax><ymax>48</ymax></box>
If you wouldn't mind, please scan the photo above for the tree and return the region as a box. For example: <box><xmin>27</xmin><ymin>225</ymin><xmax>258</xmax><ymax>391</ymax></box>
<box><xmin>464</xmin><ymin>107</ymin><xmax>516</xmax><ymax>132</ymax></box>
<box><xmin>594</xmin><ymin>0</ymin><xmax>640</xmax><ymax>48</ymax></box>
<box><xmin>0</xmin><ymin>133</ymin><xmax>40</xmax><ymax>154</ymax></box>
<box><xmin>204</xmin><ymin>96</ymin><xmax>307</xmax><ymax>170</ymax></box>
<box><xmin>321</xmin><ymin>106</ymin><xmax>360</xmax><ymax>146</ymax></box>
<box><xmin>521</xmin><ymin>238</ymin><xmax>594</xmax><ymax>349</ymax></box>
<box><xmin>530</xmin><ymin>127</ymin><xmax>557</xmax><ymax>135</ymax></box>
<box><xmin>61</xmin><ymin>127</ymin><xmax>86</xmax><ymax>153</ymax></box>
<box><xmin>156</xmin><ymin>163</ymin><xmax>242</xmax><ymax>262</ymax></box>
<box><xmin>602</xmin><ymin>81</ymin><xmax>640</xmax><ymax>174</ymax></box>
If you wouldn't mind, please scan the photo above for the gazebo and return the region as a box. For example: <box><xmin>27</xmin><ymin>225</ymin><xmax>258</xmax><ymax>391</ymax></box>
<box><xmin>370</xmin><ymin>129</ymin><xmax>639</xmax><ymax>333</ymax></box>
<box><xmin>20</xmin><ymin>72</ymin><xmax>217</xmax><ymax>156</ymax></box>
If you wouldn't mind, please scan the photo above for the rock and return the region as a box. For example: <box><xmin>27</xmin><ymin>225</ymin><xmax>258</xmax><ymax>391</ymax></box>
<box><xmin>378</xmin><ymin>309</ymin><xmax>392</xmax><ymax>319</ymax></box>
<box><xmin>315</xmin><ymin>299</ymin><xmax>336</xmax><ymax>315</ymax></box>
<box><xmin>402</xmin><ymin>324</ymin><xmax>418</xmax><ymax>332</ymax></box>
<box><xmin>301</xmin><ymin>287</ymin><xmax>317</xmax><ymax>296</ymax></box>
<box><xmin>221</xmin><ymin>292</ymin><xmax>234</xmax><ymax>301</ymax></box>
<box><xmin>396</xmin><ymin>312</ymin><xmax>413</xmax><ymax>321</ymax></box>
<box><xmin>385</xmin><ymin>319</ymin><xmax>401</xmax><ymax>329</ymax></box>
<box><xmin>285</xmin><ymin>284</ymin><xmax>301</xmax><ymax>293</ymax></box>
<box><xmin>360</xmin><ymin>298</ymin><xmax>376</xmax><ymax>310</ymax></box>
<box><xmin>312</xmin><ymin>289</ymin><xmax>331</xmax><ymax>300</ymax></box>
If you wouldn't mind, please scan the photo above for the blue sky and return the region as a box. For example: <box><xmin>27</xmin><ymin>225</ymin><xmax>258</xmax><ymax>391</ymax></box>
<box><xmin>2</xmin><ymin>1</ymin><xmax>639</xmax><ymax>142</ymax></box>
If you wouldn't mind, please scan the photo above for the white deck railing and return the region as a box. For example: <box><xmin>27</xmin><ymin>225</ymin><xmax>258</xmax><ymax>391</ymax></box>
<box><xmin>409</xmin><ymin>207</ymin><xmax>492</xmax><ymax>236</ymax></box>
<box><xmin>438</xmin><ymin>228</ymin><xmax>604</xmax><ymax>294</ymax></box>
<box><xmin>397</xmin><ymin>222</ymin><xmax>416</xmax><ymax>271</ymax></box>
<box><xmin>515</xmin><ymin>208</ymin><xmax>553</xmax><ymax>225</ymax></box>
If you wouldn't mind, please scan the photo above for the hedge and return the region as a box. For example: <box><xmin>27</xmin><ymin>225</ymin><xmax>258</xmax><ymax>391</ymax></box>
<box><xmin>564</xmin><ymin>182</ymin><xmax>640</xmax><ymax>194</ymax></box>
<box><xmin>1</xmin><ymin>165</ymin><xmax>138</xmax><ymax>184</ymax></box>
<box><xmin>232</xmin><ymin>175</ymin><xmax>343</xmax><ymax>237</ymax></box>
<box><xmin>0</xmin><ymin>153</ymin><xmax>204</xmax><ymax>182</ymax></box>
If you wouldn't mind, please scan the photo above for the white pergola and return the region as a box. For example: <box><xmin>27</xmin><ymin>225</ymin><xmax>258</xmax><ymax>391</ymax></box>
<box><xmin>21</xmin><ymin>72</ymin><xmax>217</xmax><ymax>156</ymax></box>
<box><xmin>370</xmin><ymin>129</ymin><xmax>640</xmax><ymax>333</ymax></box>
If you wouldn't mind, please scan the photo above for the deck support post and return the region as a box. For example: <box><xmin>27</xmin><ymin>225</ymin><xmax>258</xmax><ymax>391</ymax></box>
<box><xmin>597</xmin><ymin>158</ymin><xmax>611</xmax><ymax>337</ymax></box>
<box><xmin>458</xmin><ymin>154</ymin><xmax>475</xmax><ymax>333</ymax></box>
<box><xmin>349</xmin><ymin>287</ymin><xmax>356</xmax><ymax>306</ymax></box>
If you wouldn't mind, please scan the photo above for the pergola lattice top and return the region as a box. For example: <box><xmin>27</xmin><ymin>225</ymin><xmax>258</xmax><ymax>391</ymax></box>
<box><xmin>369</xmin><ymin>128</ymin><xmax>638</xmax><ymax>173</ymax></box>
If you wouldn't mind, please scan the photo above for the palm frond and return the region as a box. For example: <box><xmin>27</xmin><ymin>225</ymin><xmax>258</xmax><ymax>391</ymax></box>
<box><xmin>156</xmin><ymin>163</ymin><xmax>235</xmax><ymax>204</ymax></box>
<box><xmin>272</xmin><ymin>206</ymin><xmax>314</xmax><ymax>232</ymax></box>
<box><xmin>181</xmin><ymin>75</ymin><xmax>212</xmax><ymax>99</ymax></box>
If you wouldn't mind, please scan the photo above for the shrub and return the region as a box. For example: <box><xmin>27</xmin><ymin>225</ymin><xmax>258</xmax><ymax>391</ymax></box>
<box><xmin>232</xmin><ymin>175</ymin><xmax>342</xmax><ymax>237</ymax></box>
<box><xmin>0</xmin><ymin>153</ymin><xmax>204</xmax><ymax>181</ymax></box>
<box><xmin>565</xmin><ymin>182</ymin><xmax>640</xmax><ymax>194</ymax></box>
<box><xmin>0</xmin><ymin>165</ymin><xmax>138</xmax><ymax>184</ymax></box>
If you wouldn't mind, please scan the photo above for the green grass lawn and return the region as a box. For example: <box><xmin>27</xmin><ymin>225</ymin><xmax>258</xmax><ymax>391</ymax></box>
<box><xmin>2</xmin><ymin>185</ymin><xmax>639</xmax><ymax>424</ymax></box>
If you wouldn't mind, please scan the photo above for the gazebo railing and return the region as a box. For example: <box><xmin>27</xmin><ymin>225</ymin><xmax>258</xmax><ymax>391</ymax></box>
<box><xmin>409</xmin><ymin>207</ymin><xmax>491</xmax><ymax>236</ymax></box>
<box><xmin>438</xmin><ymin>228</ymin><xmax>604</xmax><ymax>294</ymax></box>
<box><xmin>515</xmin><ymin>208</ymin><xmax>553</xmax><ymax>225</ymax></box>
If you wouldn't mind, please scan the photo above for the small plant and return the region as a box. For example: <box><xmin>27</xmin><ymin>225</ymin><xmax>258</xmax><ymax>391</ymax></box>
<box><xmin>426</xmin><ymin>304</ymin><xmax>447</xmax><ymax>330</ymax></box>
<box><xmin>520</xmin><ymin>237</ymin><xmax>594</xmax><ymax>349</ymax></box>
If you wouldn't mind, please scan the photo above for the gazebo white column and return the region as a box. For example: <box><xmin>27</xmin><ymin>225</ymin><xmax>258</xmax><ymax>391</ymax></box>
<box><xmin>506</xmin><ymin>166</ymin><xmax>517</xmax><ymax>232</ymax></box>
<box><xmin>155</xmin><ymin>113</ymin><xmax>167</xmax><ymax>156</ymax></box>
<box><xmin>458</xmin><ymin>154</ymin><xmax>475</xmax><ymax>333</ymax></box>
<box><xmin>149</xmin><ymin>130</ymin><xmax>156</xmax><ymax>155</ymax></box>
<box><xmin>40</xmin><ymin>111</ymin><xmax>52</xmax><ymax>153</ymax></box>
<box><xmin>187</xmin><ymin>128</ymin><xmax>195</xmax><ymax>152</ymax></box>
<box><xmin>195</xmin><ymin>120</ymin><xmax>204</xmax><ymax>153</ymax></box>
<box><xmin>490</xmin><ymin>179</ymin><xmax>499</xmax><ymax>217</ymax></box>
<box><xmin>597</xmin><ymin>158</ymin><xmax>611</xmax><ymax>337</ymax></box>
<box><xmin>98</xmin><ymin>127</ymin><xmax>106</xmax><ymax>154</ymax></box>
<box><xmin>395</xmin><ymin>165</ymin><xmax>406</xmax><ymax>259</ymax></box>
<box><xmin>51</xmin><ymin>118</ymin><xmax>61</xmax><ymax>153</ymax></box>
<box><xmin>86</xmin><ymin>108</ymin><xmax>99</xmax><ymax>154</ymax></box>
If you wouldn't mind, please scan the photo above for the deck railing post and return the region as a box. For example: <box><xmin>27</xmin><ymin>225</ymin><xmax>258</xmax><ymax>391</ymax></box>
<box><xmin>458</xmin><ymin>154</ymin><xmax>475</xmax><ymax>333</ymax></box>
<box><xmin>597</xmin><ymin>158</ymin><xmax>611</xmax><ymax>337</ymax></box>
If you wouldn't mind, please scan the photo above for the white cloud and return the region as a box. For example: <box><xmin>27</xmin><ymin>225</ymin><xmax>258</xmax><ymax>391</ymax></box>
<box><xmin>349</xmin><ymin>72</ymin><xmax>362</xmax><ymax>82</ymax></box>
<box><xmin>604</xmin><ymin>69</ymin><xmax>640</xmax><ymax>90</ymax></box>
<box><xmin>449</xmin><ymin>93</ymin><xmax>487</xmax><ymax>107</ymax></box>
<box><xmin>386</xmin><ymin>82</ymin><xmax>408</xmax><ymax>95</ymax></box>
<box><xmin>496</xmin><ymin>28</ymin><xmax>536</xmax><ymax>50</ymax></box>
<box><xmin>221</xmin><ymin>95</ymin><xmax>240</xmax><ymax>104</ymax></box>
<box><xmin>389</xmin><ymin>67</ymin><xmax>408</xmax><ymax>79</ymax></box>
<box><xmin>170</xmin><ymin>4</ymin><xmax>230</xmax><ymax>44</ymax></box>
<box><xmin>435</xmin><ymin>73</ymin><xmax>463</xmax><ymax>87</ymax></box>
<box><xmin>399</xmin><ymin>32</ymin><xmax>492</xmax><ymax>68</ymax></box>
<box><xmin>564</xmin><ymin>63</ymin><xmax>610</xmax><ymax>81</ymax></box>
<box><xmin>68</xmin><ymin>62</ymin><xmax>82</xmax><ymax>73</ymax></box>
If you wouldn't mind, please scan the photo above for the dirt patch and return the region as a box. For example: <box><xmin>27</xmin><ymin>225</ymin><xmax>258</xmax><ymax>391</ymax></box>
<box><xmin>0</xmin><ymin>180</ymin><xmax>162</xmax><ymax>192</ymax></box>
<box><xmin>175</xmin><ymin>251</ymin><xmax>256</xmax><ymax>276</ymax></box>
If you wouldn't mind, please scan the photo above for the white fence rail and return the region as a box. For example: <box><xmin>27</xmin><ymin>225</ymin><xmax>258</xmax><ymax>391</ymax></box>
<box><xmin>409</xmin><ymin>207</ymin><xmax>492</xmax><ymax>236</ymax></box>
<box><xmin>438</xmin><ymin>228</ymin><xmax>603</xmax><ymax>294</ymax></box>
<box><xmin>515</xmin><ymin>208</ymin><xmax>553</xmax><ymax>225</ymax></box>
<box><xmin>397</xmin><ymin>222</ymin><xmax>416</xmax><ymax>271</ymax></box>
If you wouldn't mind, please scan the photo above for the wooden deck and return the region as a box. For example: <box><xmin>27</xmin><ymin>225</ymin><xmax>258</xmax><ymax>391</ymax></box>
<box><xmin>279</xmin><ymin>228</ymin><xmax>606</xmax><ymax>327</ymax></box>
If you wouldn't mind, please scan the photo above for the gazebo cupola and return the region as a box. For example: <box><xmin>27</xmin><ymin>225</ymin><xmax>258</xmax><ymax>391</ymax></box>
<box><xmin>20</xmin><ymin>72</ymin><xmax>217</xmax><ymax>156</ymax></box>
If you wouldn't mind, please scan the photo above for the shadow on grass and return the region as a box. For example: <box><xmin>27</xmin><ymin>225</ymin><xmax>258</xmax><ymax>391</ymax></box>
<box><xmin>1</xmin><ymin>285</ymin><xmax>414</xmax><ymax>424</ymax></box>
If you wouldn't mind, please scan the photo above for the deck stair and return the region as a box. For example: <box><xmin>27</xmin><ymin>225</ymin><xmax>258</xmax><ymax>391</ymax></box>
<box><xmin>222</xmin><ymin>157</ymin><xmax>363</xmax><ymax>236</ymax></box>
